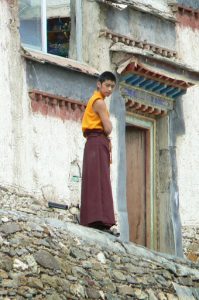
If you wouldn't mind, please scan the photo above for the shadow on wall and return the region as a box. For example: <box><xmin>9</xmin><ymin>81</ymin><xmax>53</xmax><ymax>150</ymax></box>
<box><xmin>170</xmin><ymin>97</ymin><xmax>186</xmax><ymax>146</ymax></box>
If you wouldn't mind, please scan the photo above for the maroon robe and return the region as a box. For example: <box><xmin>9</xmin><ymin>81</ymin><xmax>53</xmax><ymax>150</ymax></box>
<box><xmin>80</xmin><ymin>131</ymin><xmax>115</xmax><ymax>229</ymax></box>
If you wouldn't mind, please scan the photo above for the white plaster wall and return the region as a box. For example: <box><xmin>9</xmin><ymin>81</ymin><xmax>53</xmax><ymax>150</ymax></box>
<box><xmin>47</xmin><ymin>0</ymin><xmax>70</xmax><ymax>18</ymax></box>
<box><xmin>0</xmin><ymin>0</ymin><xmax>30</xmax><ymax>191</ymax></box>
<box><xmin>0</xmin><ymin>1</ymin><xmax>14</xmax><ymax>185</ymax></box>
<box><xmin>30</xmin><ymin>114</ymin><xmax>84</xmax><ymax>205</ymax></box>
<box><xmin>82</xmin><ymin>0</ymin><xmax>112</xmax><ymax>72</ymax></box>
<box><xmin>176</xmin><ymin>25</ymin><xmax>199</xmax><ymax>225</ymax></box>
<box><xmin>176</xmin><ymin>87</ymin><xmax>199</xmax><ymax>226</ymax></box>
<box><xmin>176</xmin><ymin>26</ymin><xmax>199</xmax><ymax>70</ymax></box>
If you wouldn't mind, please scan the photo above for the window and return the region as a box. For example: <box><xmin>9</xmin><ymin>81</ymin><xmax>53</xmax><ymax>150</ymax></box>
<box><xmin>19</xmin><ymin>0</ymin><xmax>71</xmax><ymax>58</ymax></box>
<box><xmin>19</xmin><ymin>0</ymin><xmax>42</xmax><ymax>50</ymax></box>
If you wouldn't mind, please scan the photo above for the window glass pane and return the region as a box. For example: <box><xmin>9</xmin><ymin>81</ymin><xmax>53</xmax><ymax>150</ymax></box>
<box><xmin>47</xmin><ymin>0</ymin><xmax>71</xmax><ymax>57</ymax></box>
<box><xmin>19</xmin><ymin>0</ymin><xmax>42</xmax><ymax>50</ymax></box>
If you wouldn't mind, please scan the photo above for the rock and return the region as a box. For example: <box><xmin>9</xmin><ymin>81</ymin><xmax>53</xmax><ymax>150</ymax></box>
<box><xmin>167</xmin><ymin>294</ymin><xmax>178</xmax><ymax>300</ymax></box>
<box><xmin>101</xmin><ymin>278</ymin><xmax>116</xmax><ymax>293</ymax></box>
<box><xmin>117</xmin><ymin>285</ymin><xmax>135</xmax><ymax>296</ymax></box>
<box><xmin>34</xmin><ymin>250</ymin><xmax>60</xmax><ymax>270</ymax></box>
<box><xmin>105</xmin><ymin>293</ymin><xmax>122</xmax><ymax>300</ymax></box>
<box><xmin>24</xmin><ymin>254</ymin><xmax>38</xmax><ymax>273</ymax></box>
<box><xmin>82</xmin><ymin>261</ymin><xmax>92</xmax><ymax>269</ymax></box>
<box><xmin>90</xmin><ymin>269</ymin><xmax>106</xmax><ymax>280</ymax></box>
<box><xmin>27</xmin><ymin>222</ymin><xmax>44</xmax><ymax>232</ymax></box>
<box><xmin>86</xmin><ymin>287</ymin><xmax>101</xmax><ymax>299</ymax></box>
<box><xmin>70</xmin><ymin>283</ymin><xmax>87</xmax><ymax>298</ymax></box>
<box><xmin>72</xmin><ymin>266</ymin><xmax>88</xmax><ymax>276</ymax></box>
<box><xmin>0</xmin><ymin>269</ymin><xmax>8</xmax><ymax>279</ymax></box>
<box><xmin>17</xmin><ymin>275</ymin><xmax>29</xmax><ymax>286</ymax></box>
<box><xmin>158</xmin><ymin>292</ymin><xmax>167</xmax><ymax>300</ymax></box>
<box><xmin>67</xmin><ymin>275</ymin><xmax>77</xmax><ymax>281</ymax></box>
<box><xmin>0</xmin><ymin>235</ymin><xmax>3</xmax><ymax>245</ymax></box>
<box><xmin>2</xmin><ymin>279</ymin><xmax>18</xmax><ymax>288</ymax></box>
<box><xmin>133</xmin><ymin>288</ymin><xmax>148</xmax><ymax>299</ymax></box>
<box><xmin>56</xmin><ymin>278</ymin><xmax>70</xmax><ymax>292</ymax></box>
<box><xmin>70</xmin><ymin>247</ymin><xmax>87</xmax><ymax>260</ymax></box>
<box><xmin>1</xmin><ymin>217</ymin><xmax>9</xmax><ymax>223</ymax></box>
<box><xmin>28</xmin><ymin>278</ymin><xmax>44</xmax><ymax>289</ymax></box>
<box><xmin>41</xmin><ymin>274</ymin><xmax>57</xmax><ymax>288</ymax></box>
<box><xmin>112</xmin><ymin>270</ymin><xmax>126</xmax><ymax>281</ymax></box>
<box><xmin>46</xmin><ymin>293</ymin><xmax>62</xmax><ymax>300</ymax></box>
<box><xmin>0</xmin><ymin>255</ymin><xmax>13</xmax><ymax>271</ymax></box>
<box><xmin>97</xmin><ymin>252</ymin><xmax>106</xmax><ymax>264</ymax></box>
<box><xmin>126</xmin><ymin>275</ymin><xmax>139</xmax><ymax>284</ymax></box>
<box><xmin>13</xmin><ymin>258</ymin><xmax>29</xmax><ymax>271</ymax></box>
<box><xmin>0</xmin><ymin>223</ymin><xmax>21</xmax><ymax>235</ymax></box>
<box><xmin>147</xmin><ymin>289</ymin><xmax>158</xmax><ymax>300</ymax></box>
<box><xmin>111</xmin><ymin>254</ymin><xmax>121</xmax><ymax>263</ymax></box>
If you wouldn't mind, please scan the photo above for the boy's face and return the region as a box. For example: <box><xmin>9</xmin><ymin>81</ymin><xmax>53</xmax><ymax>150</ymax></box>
<box><xmin>97</xmin><ymin>80</ymin><xmax>116</xmax><ymax>98</ymax></box>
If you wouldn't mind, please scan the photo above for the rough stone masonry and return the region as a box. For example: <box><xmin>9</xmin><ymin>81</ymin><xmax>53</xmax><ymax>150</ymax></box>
<box><xmin>0</xmin><ymin>186</ymin><xmax>199</xmax><ymax>300</ymax></box>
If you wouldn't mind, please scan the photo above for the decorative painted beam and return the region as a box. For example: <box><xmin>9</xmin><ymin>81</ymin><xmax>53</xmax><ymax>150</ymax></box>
<box><xmin>145</xmin><ymin>81</ymin><xmax>162</xmax><ymax>91</ymax></box>
<box><xmin>159</xmin><ymin>85</ymin><xmax>174</xmax><ymax>95</ymax></box>
<box><xmin>151</xmin><ymin>83</ymin><xmax>166</xmax><ymax>93</ymax></box>
<box><xmin>29</xmin><ymin>90</ymin><xmax>86</xmax><ymax>122</ymax></box>
<box><xmin>139</xmin><ymin>79</ymin><xmax>154</xmax><ymax>88</ymax></box>
<box><xmin>166</xmin><ymin>87</ymin><xmax>180</xmax><ymax>98</ymax></box>
<box><xmin>126</xmin><ymin>75</ymin><xmax>142</xmax><ymax>85</ymax></box>
<box><xmin>125</xmin><ymin>98</ymin><xmax>167</xmax><ymax>116</ymax></box>
<box><xmin>170</xmin><ymin>89</ymin><xmax>185</xmax><ymax>99</ymax></box>
<box><xmin>124</xmin><ymin>65</ymin><xmax>191</xmax><ymax>89</ymax></box>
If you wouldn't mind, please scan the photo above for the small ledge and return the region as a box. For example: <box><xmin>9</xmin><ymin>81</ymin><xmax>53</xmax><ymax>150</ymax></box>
<box><xmin>21</xmin><ymin>47</ymin><xmax>99</xmax><ymax>77</ymax></box>
<box><xmin>29</xmin><ymin>90</ymin><xmax>86</xmax><ymax>121</ymax></box>
<box><xmin>100</xmin><ymin>29</ymin><xmax>177</xmax><ymax>59</ymax></box>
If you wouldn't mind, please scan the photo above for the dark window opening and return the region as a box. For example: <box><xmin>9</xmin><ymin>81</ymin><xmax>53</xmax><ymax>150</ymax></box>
<box><xmin>47</xmin><ymin>17</ymin><xmax>71</xmax><ymax>57</ymax></box>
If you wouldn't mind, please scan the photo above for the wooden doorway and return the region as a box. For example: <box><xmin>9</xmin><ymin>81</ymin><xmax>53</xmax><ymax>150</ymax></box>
<box><xmin>126</xmin><ymin>124</ymin><xmax>151</xmax><ymax>247</ymax></box>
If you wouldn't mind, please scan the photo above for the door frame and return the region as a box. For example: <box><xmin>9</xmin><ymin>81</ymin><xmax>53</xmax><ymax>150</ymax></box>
<box><xmin>126</xmin><ymin>112</ymin><xmax>156</xmax><ymax>250</ymax></box>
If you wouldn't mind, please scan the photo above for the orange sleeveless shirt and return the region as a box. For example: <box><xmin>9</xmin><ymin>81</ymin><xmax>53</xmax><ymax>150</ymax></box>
<box><xmin>82</xmin><ymin>90</ymin><xmax>109</xmax><ymax>133</ymax></box>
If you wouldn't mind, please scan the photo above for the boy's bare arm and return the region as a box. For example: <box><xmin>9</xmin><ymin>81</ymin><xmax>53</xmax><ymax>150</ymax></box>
<box><xmin>93</xmin><ymin>99</ymin><xmax>112</xmax><ymax>135</ymax></box>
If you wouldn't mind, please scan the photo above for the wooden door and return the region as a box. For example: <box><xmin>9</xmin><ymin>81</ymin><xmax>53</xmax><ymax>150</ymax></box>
<box><xmin>126</xmin><ymin>125</ymin><xmax>150</xmax><ymax>247</ymax></box>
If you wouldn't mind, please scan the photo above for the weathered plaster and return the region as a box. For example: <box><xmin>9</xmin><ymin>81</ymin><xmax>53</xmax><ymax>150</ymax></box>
<box><xmin>176</xmin><ymin>26</ymin><xmax>199</xmax><ymax>69</ymax></box>
<box><xmin>0</xmin><ymin>0</ymin><xmax>30</xmax><ymax>190</ymax></box>
<box><xmin>175</xmin><ymin>87</ymin><xmax>199</xmax><ymax>226</ymax></box>
<box><xmin>81</xmin><ymin>1</ymin><xmax>113</xmax><ymax>72</ymax></box>
<box><xmin>174</xmin><ymin>21</ymin><xmax>199</xmax><ymax>226</ymax></box>
<box><xmin>106</xmin><ymin>7</ymin><xmax>176</xmax><ymax>50</ymax></box>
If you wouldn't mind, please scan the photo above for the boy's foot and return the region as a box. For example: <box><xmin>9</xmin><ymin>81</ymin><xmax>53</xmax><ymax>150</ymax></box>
<box><xmin>102</xmin><ymin>228</ymin><xmax>120</xmax><ymax>237</ymax></box>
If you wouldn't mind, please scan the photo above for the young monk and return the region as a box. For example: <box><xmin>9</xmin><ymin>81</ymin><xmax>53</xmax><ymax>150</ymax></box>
<box><xmin>80</xmin><ymin>71</ymin><xmax>116</xmax><ymax>233</ymax></box>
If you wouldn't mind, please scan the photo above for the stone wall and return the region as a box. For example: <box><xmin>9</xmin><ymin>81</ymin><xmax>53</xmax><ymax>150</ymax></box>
<box><xmin>182</xmin><ymin>225</ymin><xmax>199</xmax><ymax>263</ymax></box>
<box><xmin>1</xmin><ymin>187</ymin><xmax>199</xmax><ymax>300</ymax></box>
